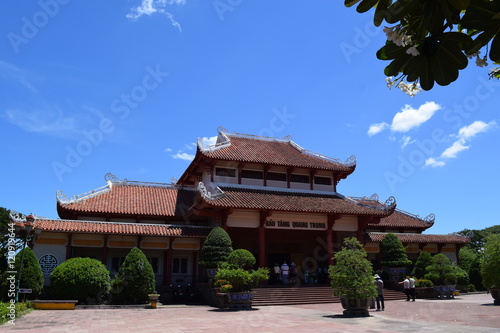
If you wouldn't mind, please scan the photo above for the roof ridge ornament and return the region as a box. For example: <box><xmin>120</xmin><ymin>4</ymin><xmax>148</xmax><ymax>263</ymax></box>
<box><xmin>384</xmin><ymin>196</ymin><xmax>397</xmax><ymax>212</ymax></box>
<box><xmin>9</xmin><ymin>210</ymin><xmax>26</xmax><ymax>223</ymax></box>
<box><xmin>424</xmin><ymin>213</ymin><xmax>435</xmax><ymax>225</ymax></box>
<box><xmin>197</xmin><ymin>182</ymin><xmax>225</xmax><ymax>200</ymax></box>
<box><xmin>105</xmin><ymin>173</ymin><xmax>119</xmax><ymax>182</ymax></box>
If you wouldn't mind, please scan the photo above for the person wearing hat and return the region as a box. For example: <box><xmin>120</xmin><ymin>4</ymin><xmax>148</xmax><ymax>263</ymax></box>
<box><xmin>374</xmin><ymin>274</ymin><xmax>385</xmax><ymax>311</ymax></box>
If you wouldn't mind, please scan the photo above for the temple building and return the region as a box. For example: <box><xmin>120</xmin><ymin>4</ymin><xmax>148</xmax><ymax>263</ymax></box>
<box><xmin>24</xmin><ymin>127</ymin><xmax>470</xmax><ymax>286</ymax></box>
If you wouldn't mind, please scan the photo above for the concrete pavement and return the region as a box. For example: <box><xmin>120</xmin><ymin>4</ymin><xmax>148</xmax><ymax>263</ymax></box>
<box><xmin>2</xmin><ymin>293</ymin><xmax>498</xmax><ymax>332</ymax></box>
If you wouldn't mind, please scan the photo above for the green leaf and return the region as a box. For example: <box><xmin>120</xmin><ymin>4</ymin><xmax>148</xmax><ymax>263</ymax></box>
<box><xmin>345</xmin><ymin>0</ymin><xmax>363</xmax><ymax>7</ymax></box>
<box><xmin>384</xmin><ymin>53</ymin><xmax>411</xmax><ymax>76</ymax></box>
<box><xmin>420</xmin><ymin>60</ymin><xmax>434</xmax><ymax>91</ymax></box>
<box><xmin>467</xmin><ymin>28</ymin><xmax>498</xmax><ymax>54</ymax></box>
<box><xmin>374</xmin><ymin>0</ymin><xmax>391</xmax><ymax>26</ymax></box>
<box><xmin>490</xmin><ymin>33</ymin><xmax>500</xmax><ymax>62</ymax></box>
<box><xmin>357</xmin><ymin>0</ymin><xmax>379</xmax><ymax>13</ymax></box>
<box><xmin>386</xmin><ymin>0</ymin><xmax>422</xmax><ymax>24</ymax></box>
<box><xmin>440</xmin><ymin>32</ymin><xmax>472</xmax><ymax>50</ymax></box>
<box><xmin>377</xmin><ymin>41</ymin><xmax>406</xmax><ymax>60</ymax></box>
<box><xmin>447</xmin><ymin>0</ymin><xmax>470</xmax><ymax>10</ymax></box>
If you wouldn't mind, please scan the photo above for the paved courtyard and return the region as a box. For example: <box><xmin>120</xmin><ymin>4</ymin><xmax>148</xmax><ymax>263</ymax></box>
<box><xmin>2</xmin><ymin>293</ymin><xmax>498</xmax><ymax>332</ymax></box>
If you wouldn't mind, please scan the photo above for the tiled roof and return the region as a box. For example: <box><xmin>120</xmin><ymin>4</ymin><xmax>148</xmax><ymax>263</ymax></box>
<box><xmin>374</xmin><ymin>209</ymin><xmax>434</xmax><ymax>230</ymax></box>
<box><xmin>366</xmin><ymin>232</ymin><xmax>471</xmax><ymax>244</ymax></box>
<box><xmin>199</xmin><ymin>134</ymin><xmax>356</xmax><ymax>172</ymax></box>
<box><xmin>199</xmin><ymin>186</ymin><xmax>396</xmax><ymax>216</ymax></box>
<box><xmin>57</xmin><ymin>183</ymin><xmax>197</xmax><ymax>218</ymax></box>
<box><xmin>37</xmin><ymin>219</ymin><xmax>212</xmax><ymax>237</ymax></box>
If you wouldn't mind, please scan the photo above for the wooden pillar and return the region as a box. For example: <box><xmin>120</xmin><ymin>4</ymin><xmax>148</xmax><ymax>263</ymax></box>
<box><xmin>327</xmin><ymin>214</ymin><xmax>341</xmax><ymax>265</ymax></box>
<box><xmin>66</xmin><ymin>233</ymin><xmax>73</xmax><ymax>260</ymax></box>
<box><xmin>163</xmin><ymin>245</ymin><xmax>173</xmax><ymax>286</ymax></box>
<box><xmin>259</xmin><ymin>210</ymin><xmax>272</xmax><ymax>268</ymax></box>
<box><xmin>101</xmin><ymin>235</ymin><xmax>108</xmax><ymax>265</ymax></box>
<box><xmin>192</xmin><ymin>251</ymin><xmax>198</xmax><ymax>284</ymax></box>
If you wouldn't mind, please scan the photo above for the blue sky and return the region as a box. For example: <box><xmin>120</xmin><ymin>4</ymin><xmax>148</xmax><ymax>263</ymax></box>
<box><xmin>1</xmin><ymin>1</ymin><xmax>499</xmax><ymax>235</ymax></box>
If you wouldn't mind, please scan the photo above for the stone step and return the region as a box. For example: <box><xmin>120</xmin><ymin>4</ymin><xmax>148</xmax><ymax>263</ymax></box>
<box><xmin>252</xmin><ymin>286</ymin><xmax>406</xmax><ymax>306</ymax></box>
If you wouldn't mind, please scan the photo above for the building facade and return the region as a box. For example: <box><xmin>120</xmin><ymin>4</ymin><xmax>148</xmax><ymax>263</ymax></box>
<box><xmin>21</xmin><ymin>127</ymin><xmax>470</xmax><ymax>287</ymax></box>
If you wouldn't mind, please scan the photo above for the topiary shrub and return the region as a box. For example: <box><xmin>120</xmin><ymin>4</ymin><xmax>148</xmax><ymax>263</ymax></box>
<box><xmin>214</xmin><ymin>265</ymin><xmax>269</xmax><ymax>292</ymax></box>
<box><xmin>227</xmin><ymin>249</ymin><xmax>256</xmax><ymax>269</ymax></box>
<box><xmin>380</xmin><ymin>233</ymin><xmax>412</xmax><ymax>268</ymax></box>
<box><xmin>424</xmin><ymin>253</ymin><xmax>460</xmax><ymax>285</ymax></box>
<box><xmin>51</xmin><ymin>257</ymin><xmax>110</xmax><ymax>304</ymax></box>
<box><xmin>415</xmin><ymin>279</ymin><xmax>433</xmax><ymax>288</ymax></box>
<box><xmin>199</xmin><ymin>227</ymin><xmax>233</xmax><ymax>268</ymax></box>
<box><xmin>329</xmin><ymin>237</ymin><xmax>377</xmax><ymax>300</ymax></box>
<box><xmin>111</xmin><ymin>247</ymin><xmax>155</xmax><ymax>304</ymax></box>
<box><xmin>411</xmin><ymin>250</ymin><xmax>433</xmax><ymax>279</ymax></box>
<box><xmin>13</xmin><ymin>247</ymin><xmax>43</xmax><ymax>299</ymax></box>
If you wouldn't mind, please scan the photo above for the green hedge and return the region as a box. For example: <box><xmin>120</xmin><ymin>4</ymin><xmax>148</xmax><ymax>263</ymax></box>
<box><xmin>0</xmin><ymin>301</ymin><xmax>32</xmax><ymax>325</ymax></box>
<box><xmin>51</xmin><ymin>257</ymin><xmax>110</xmax><ymax>304</ymax></box>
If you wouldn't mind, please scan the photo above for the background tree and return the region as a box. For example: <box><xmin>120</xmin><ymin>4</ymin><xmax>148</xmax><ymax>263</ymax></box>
<box><xmin>111</xmin><ymin>247</ymin><xmax>156</xmax><ymax>304</ymax></box>
<box><xmin>425</xmin><ymin>253</ymin><xmax>461</xmax><ymax>285</ymax></box>
<box><xmin>14</xmin><ymin>247</ymin><xmax>43</xmax><ymax>299</ymax></box>
<box><xmin>199</xmin><ymin>227</ymin><xmax>233</xmax><ymax>268</ymax></box>
<box><xmin>344</xmin><ymin>0</ymin><xmax>500</xmax><ymax>92</ymax></box>
<box><xmin>411</xmin><ymin>250</ymin><xmax>433</xmax><ymax>279</ymax></box>
<box><xmin>480</xmin><ymin>233</ymin><xmax>500</xmax><ymax>289</ymax></box>
<box><xmin>51</xmin><ymin>257</ymin><xmax>111</xmax><ymax>303</ymax></box>
<box><xmin>459</xmin><ymin>246</ymin><xmax>483</xmax><ymax>290</ymax></box>
<box><xmin>0</xmin><ymin>208</ymin><xmax>23</xmax><ymax>262</ymax></box>
<box><xmin>380</xmin><ymin>233</ymin><xmax>412</xmax><ymax>268</ymax></box>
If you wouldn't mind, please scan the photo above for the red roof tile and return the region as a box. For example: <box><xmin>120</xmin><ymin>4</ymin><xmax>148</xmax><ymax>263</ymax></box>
<box><xmin>374</xmin><ymin>209</ymin><xmax>434</xmax><ymax>230</ymax></box>
<box><xmin>37</xmin><ymin>219</ymin><xmax>211</xmax><ymax>237</ymax></box>
<box><xmin>366</xmin><ymin>232</ymin><xmax>471</xmax><ymax>244</ymax></box>
<box><xmin>199</xmin><ymin>134</ymin><xmax>356</xmax><ymax>172</ymax></box>
<box><xmin>58</xmin><ymin>184</ymin><xmax>197</xmax><ymax>218</ymax></box>
<box><xmin>199</xmin><ymin>186</ymin><xmax>396</xmax><ymax>216</ymax></box>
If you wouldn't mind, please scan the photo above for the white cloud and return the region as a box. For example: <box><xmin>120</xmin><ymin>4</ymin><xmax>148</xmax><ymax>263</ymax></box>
<box><xmin>391</xmin><ymin>101</ymin><xmax>441</xmax><ymax>133</ymax></box>
<box><xmin>441</xmin><ymin>141</ymin><xmax>470</xmax><ymax>159</ymax></box>
<box><xmin>400</xmin><ymin>135</ymin><xmax>415</xmax><ymax>149</ymax></box>
<box><xmin>164</xmin><ymin>148</ymin><xmax>172</xmax><ymax>152</ymax></box>
<box><xmin>424</xmin><ymin>119</ymin><xmax>497</xmax><ymax>168</ymax></box>
<box><xmin>0</xmin><ymin>60</ymin><xmax>38</xmax><ymax>93</ymax></box>
<box><xmin>458</xmin><ymin>120</ymin><xmax>497</xmax><ymax>140</ymax></box>
<box><xmin>126</xmin><ymin>0</ymin><xmax>185</xmax><ymax>32</ymax></box>
<box><xmin>200</xmin><ymin>136</ymin><xmax>217</xmax><ymax>146</ymax></box>
<box><xmin>367</xmin><ymin>122</ymin><xmax>389</xmax><ymax>136</ymax></box>
<box><xmin>425</xmin><ymin>158</ymin><xmax>446</xmax><ymax>168</ymax></box>
<box><xmin>172</xmin><ymin>152</ymin><xmax>194</xmax><ymax>161</ymax></box>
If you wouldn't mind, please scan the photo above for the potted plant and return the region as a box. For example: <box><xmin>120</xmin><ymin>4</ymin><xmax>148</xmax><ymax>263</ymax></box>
<box><xmin>329</xmin><ymin>237</ymin><xmax>377</xmax><ymax>317</ymax></box>
<box><xmin>380</xmin><ymin>233</ymin><xmax>412</xmax><ymax>288</ymax></box>
<box><xmin>213</xmin><ymin>249</ymin><xmax>269</xmax><ymax>310</ymax></box>
<box><xmin>199</xmin><ymin>227</ymin><xmax>233</xmax><ymax>278</ymax></box>
<box><xmin>424</xmin><ymin>253</ymin><xmax>463</xmax><ymax>299</ymax></box>
<box><xmin>480</xmin><ymin>234</ymin><xmax>500</xmax><ymax>305</ymax></box>
<box><xmin>148</xmin><ymin>292</ymin><xmax>160</xmax><ymax>309</ymax></box>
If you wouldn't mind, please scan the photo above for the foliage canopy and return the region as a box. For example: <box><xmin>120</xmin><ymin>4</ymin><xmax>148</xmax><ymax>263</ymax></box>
<box><xmin>199</xmin><ymin>227</ymin><xmax>233</xmax><ymax>268</ymax></box>
<box><xmin>380</xmin><ymin>233</ymin><xmax>412</xmax><ymax>267</ymax></box>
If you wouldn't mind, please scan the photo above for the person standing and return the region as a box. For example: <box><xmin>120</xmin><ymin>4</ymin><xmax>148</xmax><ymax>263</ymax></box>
<box><xmin>374</xmin><ymin>274</ymin><xmax>385</xmax><ymax>311</ymax></box>
<box><xmin>399</xmin><ymin>276</ymin><xmax>411</xmax><ymax>301</ymax></box>
<box><xmin>281</xmin><ymin>261</ymin><xmax>289</xmax><ymax>285</ymax></box>
<box><xmin>409</xmin><ymin>275</ymin><xmax>416</xmax><ymax>301</ymax></box>
<box><xmin>273</xmin><ymin>263</ymin><xmax>281</xmax><ymax>284</ymax></box>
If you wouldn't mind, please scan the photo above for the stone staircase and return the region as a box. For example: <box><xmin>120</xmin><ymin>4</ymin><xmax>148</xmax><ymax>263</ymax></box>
<box><xmin>252</xmin><ymin>285</ymin><xmax>407</xmax><ymax>306</ymax></box>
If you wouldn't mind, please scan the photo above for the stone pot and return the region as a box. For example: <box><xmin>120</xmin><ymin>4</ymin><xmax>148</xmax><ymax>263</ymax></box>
<box><xmin>489</xmin><ymin>288</ymin><xmax>500</xmax><ymax>305</ymax></box>
<box><xmin>339</xmin><ymin>296</ymin><xmax>370</xmax><ymax>317</ymax></box>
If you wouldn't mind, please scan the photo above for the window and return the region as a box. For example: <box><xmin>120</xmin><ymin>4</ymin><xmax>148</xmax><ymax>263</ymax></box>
<box><xmin>215</xmin><ymin>167</ymin><xmax>236</xmax><ymax>177</ymax></box>
<box><xmin>314</xmin><ymin>176</ymin><xmax>332</xmax><ymax>185</ymax></box>
<box><xmin>290</xmin><ymin>174</ymin><xmax>310</xmax><ymax>183</ymax></box>
<box><xmin>241</xmin><ymin>169</ymin><xmax>264</xmax><ymax>179</ymax></box>
<box><xmin>267</xmin><ymin>172</ymin><xmax>287</xmax><ymax>182</ymax></box>
<box><xmin>172</xmin><ymin>257</ymin><xmax>188</xmax><ymax>274</ymax></box>
<box><xmin>111</xmin><ymin>256</ymin><xmax>125</xmax><ymax>273</ymax></box>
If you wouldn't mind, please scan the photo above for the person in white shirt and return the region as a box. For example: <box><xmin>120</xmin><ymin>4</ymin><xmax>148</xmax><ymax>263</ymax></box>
<box><xmin>280</xmin><ymin>262</ymin><xmax>289</xmax><ymax>285</ymax></box>
<box><xmin>409</xmin><ymin>275</ymin><xmax>416</xmax><ymax>301</ymax></box>
<box><xmin>399</xmin><ymin>276</ymin><xmax>411</xmax><ymax>301</ymax></box>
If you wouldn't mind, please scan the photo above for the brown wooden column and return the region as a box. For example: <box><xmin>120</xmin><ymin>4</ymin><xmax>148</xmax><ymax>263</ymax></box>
<box><xmin>327</xmin><ymin>214</ymin><xmax>341</xmax><ymax>265</ymax></box>
<box><xmin>66</xmin><ymin>233</ymin><xmax>73</xmax><ymax>260</ymax></box>
<box><xmin>192</xmin><ymin>251</ymin><xmax>198</xmax><ymax>284</ymax></box>
<box><xmin>101</xmin><ymin>236</ymin><xmax>108</xmax><ymax>265</ymax></box>
<box><xmin>163</xmin><ymin>243</ymin><xmax>173</xmax><ymax>286</ymax></box>
<box><xmin>259</xmin><ymin>210</ymin><xmax>272</xmax><ymax>268</ymax></box>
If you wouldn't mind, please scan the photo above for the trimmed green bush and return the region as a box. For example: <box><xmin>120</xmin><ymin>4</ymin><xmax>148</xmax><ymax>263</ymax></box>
<box><xmin>329</xmin><ymin>237</ymin><xmax>377</xmax><ymax>299</ymax></box>
<box><xmin>227</xmin><ymin>249</ymin><xmax>256</xmax><ymax>269</ymax></box>
<box><xmin>0</xmin><ymin>301</ymin><xmax>32</xmax><ymax>325</ymax></box>
<box><xmin>380</xmin><ymin>233</ymin><xmax>412</xmax><ymax>268</ymax></box>
<box><xmin>111</xmin><ymin>247</ymin><xmax>155</xmax><ymax>304</ymax></box>
<box><xmin>214</xmin><ymin>266</ymin><xmax>269</xmax><ymax>292</ymax></box>
<box><xmin>51</xmin><ymin>257</ymin><xmax>110</xmax><ymax>304</ymax></box>
<box><xmin>415</xmin><ymin>279</ymin><xmax>433</xmax><ymax>288</ymax></box>
<box><xmin>12</xmin><ymin>247</ymin><xmax>43</xmax><ymax>299</ymax></box>
<box><xmin>424</xmin><ymin>253</ymin><xmax>461</xmax><ymax>285</ymax></box>
<box><xmin>199</xmin><ymin>227</ymin><xmax>233</xmax><ymax>268</ymax></box>
<box><xmin>411</xmin><ymin>250</ymin><xmax>433</xmax><ymax>279</ymax></box>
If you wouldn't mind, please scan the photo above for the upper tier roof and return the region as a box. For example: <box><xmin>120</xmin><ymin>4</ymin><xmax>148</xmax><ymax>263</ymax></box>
<box><xmin>366</xmin><ymin>232</ymin><xmax>471</xmax><ymax>244</ymax></box>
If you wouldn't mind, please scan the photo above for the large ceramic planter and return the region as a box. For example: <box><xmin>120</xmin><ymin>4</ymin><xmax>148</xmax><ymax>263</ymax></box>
<box><xmin>433</xmin><ymin>285</ymin><xmax>456</xmax><ymax>299</ymax></box>
<box><xmin>489</xmin><ymin>289</ymin><xmax>500</xmax><ymax>305</ymax></box>
<box><xmin>339</xmin><ymin>297</ymin><xmax>370</xmax><ymax>317</ymax></box>
<box><xmin>148</xmin><ymin>294</ymin><xmax>160</xmax><ymax>309</ymax></box>
<box><xmin>216</xmin><ymin>291</ymin><xmax>255</xmax><ymax>310</ymax></box>
<box><xmin>414</xmin><ymin>287</ymin><xmax>436</xmax><ymax>299</ymax></box>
